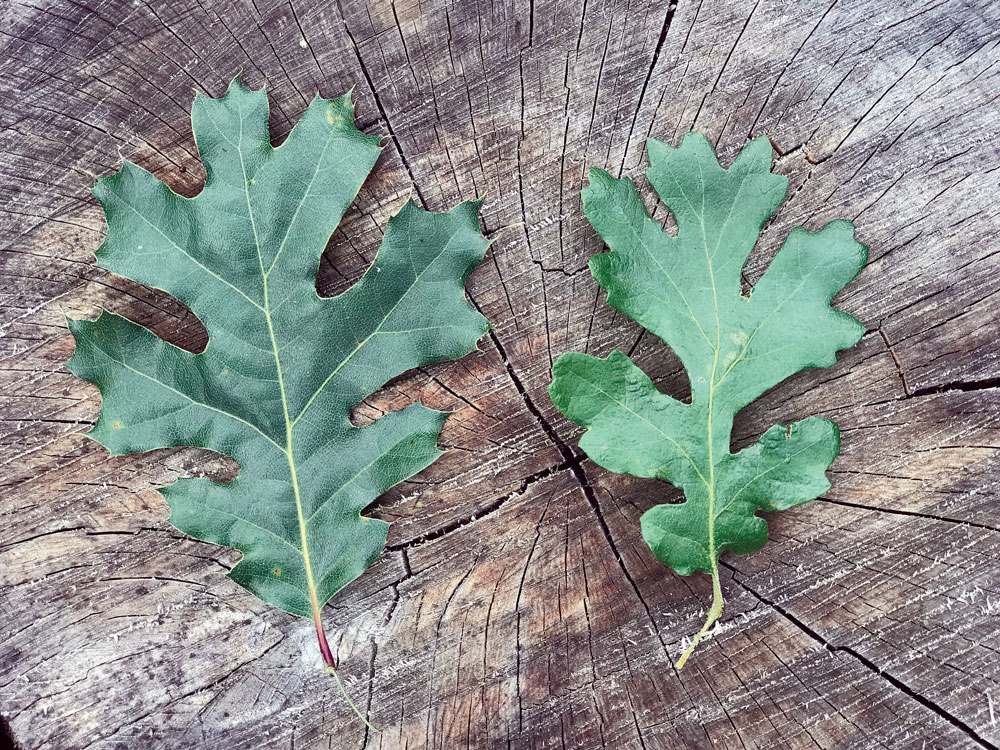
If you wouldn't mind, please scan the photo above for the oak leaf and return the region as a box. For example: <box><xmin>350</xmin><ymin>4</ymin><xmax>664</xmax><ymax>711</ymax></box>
<box><xmin>549</xmin><ymin>133</ymin><xmax>866</xmax><ymax>667</ymax></box>
<box><xmin>67</xmin><ymin>77</ymin><xmax>490</xmax><ymax>703</ymax></box>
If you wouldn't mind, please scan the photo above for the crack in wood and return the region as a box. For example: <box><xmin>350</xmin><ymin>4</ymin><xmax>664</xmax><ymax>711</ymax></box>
<box><xmin>877</xmin><ymin>327</ymin><xmax>912</xmax><ymax>397</ymax></box>
<box><xmin>818</xmin><ymin>496</ymin><xmax>1000</xmax><ymax>534</ymax></box>
<box><xmin>386</xmin><ymin>456</ymin><xmax>581</xmax><ymax>551</ymax></box>
<box><xmin>466</xmin><ymin>298</ymin><xmax>676</xmax><ymax>664</ymax></box>
<box><xmin>723</xmin><ymin>563</ymin><xmax>998</xmax><ymax>750</ymax></box>
<box><xmin>335</xmin><ymin>0</ymin><xmax>429</xmax><ymax>210</ymax></box>
<box><xmin>909</xmin><ymin>377</ymin><xmax>1000</xmax><ymax>399</ymax></box>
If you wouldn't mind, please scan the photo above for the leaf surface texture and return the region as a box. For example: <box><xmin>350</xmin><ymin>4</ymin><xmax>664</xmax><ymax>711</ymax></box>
<box><xmin>68</xmin><ymin>78</ymin><xmax>490</xmax><ymax>655</ymax></box>
<box><xmin>549</xmin><ymin>133</ymin><xmax>866</xmax><ymax>666</ymax></box>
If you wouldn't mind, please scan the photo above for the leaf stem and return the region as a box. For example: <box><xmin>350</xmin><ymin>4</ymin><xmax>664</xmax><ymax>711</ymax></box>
<box><xmin>675</xmin><ymin>566</ymin><xmax>724</xmax><ymax>669</ymax></box>
<box><xmin>313</xmin><ymin>610</ymin><xmax>338</xmax><ymax>670</ymax></box>
<box><xmin>323</xmin><ymin>655</ymin><xmax>381</xmax><ymax>733</ymax></box>
<box><xmin>311</xmin><ymin>602</ymin><xmax>380</xmax><ymax>732</ymax></box>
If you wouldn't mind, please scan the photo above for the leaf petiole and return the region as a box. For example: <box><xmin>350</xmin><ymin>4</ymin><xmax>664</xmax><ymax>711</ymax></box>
<box><xmin>313</xmin><ymin>611</ymin><xmax>338</xmax><ymax>671</ymax></box>
<box><xmin>325</xmin><ymin>661</ymin><xmax>380</xmax><ymax>733</ymax></box>
<box><xmin>675</xmin><ymin>567</ymin><xmax>724</xmax><ymax>669</ymax></box>
<box><xmin>311</xmin><ymin>609</ymin><xmax>380</xmax><ymax>731</ymax></box>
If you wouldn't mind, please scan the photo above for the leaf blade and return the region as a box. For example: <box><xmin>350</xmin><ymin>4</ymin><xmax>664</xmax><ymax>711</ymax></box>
<box><xmin>552</xmin><ymin>131</ymin><xmax>866</xmax><ymax>666</ymax></box>
<box><xmin>68</xmin><ymin>76</ymin><xmax>490</xmax><ymax>673</ymax></box>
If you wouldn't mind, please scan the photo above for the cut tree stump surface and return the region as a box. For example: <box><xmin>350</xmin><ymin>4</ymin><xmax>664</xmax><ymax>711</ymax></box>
<box><xmin>2</xmin><ymin>0</ymin><xmax>999</xmax><ymax>748</ymax></box>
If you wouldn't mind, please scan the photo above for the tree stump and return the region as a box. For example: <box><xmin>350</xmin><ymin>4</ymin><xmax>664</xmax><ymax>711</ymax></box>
<box><xmin>2</xmin><ymin>0</ymin><xmax>999</xmax><ymax>747</ymax></box>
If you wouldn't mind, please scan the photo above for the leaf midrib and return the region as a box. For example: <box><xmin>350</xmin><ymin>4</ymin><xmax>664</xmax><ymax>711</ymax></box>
<box><xmin>699</xmin><ymin>158</ymin><xmax>723</xmax><ymax>581</ymax></box>
<box><xmin>231</xmin><ymin>106</ymin><xmax>451</xmax><ymax>612</ymax></box>
<box><xmin>235</xmin><ymin>102</ymin><xmax>323</xmax><ymax>621</ymax></box>
<box><xmin>658</xmin><ymin>157</ymin><xmax>753</xmax><ymax>569</ymax></box>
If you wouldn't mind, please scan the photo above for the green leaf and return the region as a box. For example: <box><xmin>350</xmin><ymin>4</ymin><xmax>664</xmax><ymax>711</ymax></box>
<box><xmin>549</xmin><ymin>132</ymin><xmax>866</xmax><ymax>667</ymax></box>
<box><xmin>67</xmin><ymin>77</ymin><xmax>490</xmax><ymax>681</ymax></box>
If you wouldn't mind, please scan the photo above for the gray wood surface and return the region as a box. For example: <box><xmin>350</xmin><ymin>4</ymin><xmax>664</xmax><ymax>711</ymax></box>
<box><xmin>2</xmin><ymin>0</ymin><xmax>999</xmax><ymax>748</ymax></box>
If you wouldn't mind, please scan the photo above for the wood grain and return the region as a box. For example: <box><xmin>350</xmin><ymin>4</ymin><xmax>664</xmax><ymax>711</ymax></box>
<box><xmin>1</xmin><ymin>0</ymin><xmax>999</xmax><ymax>747</ymax></box>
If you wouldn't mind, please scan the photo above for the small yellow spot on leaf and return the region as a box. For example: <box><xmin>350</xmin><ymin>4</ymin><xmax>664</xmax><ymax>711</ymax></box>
<box><xmin>326</xmin><ymin>105</ymin><xmax>344</xmax><ymax>125</ymax></box>
<box><xmin>273</xmin><ymin>567</ymin><xmax>281</xmax><ymax>576</ymax></box>
<box><xmin>112</xmin><ymin>421</ymin><xmax>123</xmax><ymax>429</ymax></box>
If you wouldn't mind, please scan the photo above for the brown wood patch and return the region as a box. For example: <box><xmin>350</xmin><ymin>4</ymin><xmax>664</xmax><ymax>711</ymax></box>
<box><xmin>1</xmin><ymin>0</ymin><xmax>999</xmax><ymax>747</ymax></box>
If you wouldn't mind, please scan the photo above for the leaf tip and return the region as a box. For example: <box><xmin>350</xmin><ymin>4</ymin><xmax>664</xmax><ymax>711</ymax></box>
<box><xmin>582</xmin><ymin>168</ymin><xmax>620</xmax><ymax>206</ymax></box>
<box><xmin>646</xmin><ymin>131</ymin><xmax>721</xmax><ymax>172</ymax></box>
<box><xmin>644</xmin><ymin>134</ymin><xmax>670</xmax><ymax>158</ymax></box>
<box><xmin>584</xmin><ymin>165</ymin><xmax>613</xmax><ymax>183</ymax></box>
<box><xmin>229</xmin><ymin>69</ymin><xmax>248</xmax><ymax>91</ymax></box>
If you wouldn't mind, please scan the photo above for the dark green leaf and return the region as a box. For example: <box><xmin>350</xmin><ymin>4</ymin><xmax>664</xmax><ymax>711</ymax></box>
<box><xmin>67</xmin><ymin>77</ymin><xmax>490</xmax><ymax>681</ymax></box>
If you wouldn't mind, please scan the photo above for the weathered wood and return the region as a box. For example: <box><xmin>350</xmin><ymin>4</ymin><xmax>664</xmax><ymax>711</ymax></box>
<box><xmin>2</xmin><ymin>0</ymin><xmax>999</xmax><ymax>747</ymax></box>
